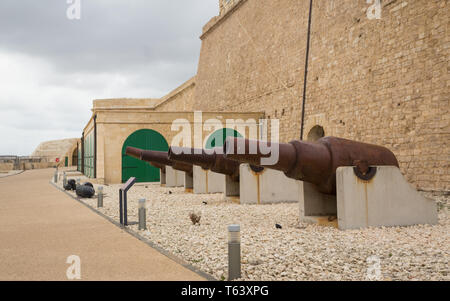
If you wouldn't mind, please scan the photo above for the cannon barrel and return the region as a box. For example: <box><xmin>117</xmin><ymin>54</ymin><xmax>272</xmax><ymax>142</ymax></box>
<box><xmin>125</xmin><ymin>147</ymin><xmax>193</xmax><ymax>175</ymax></box>
<box><xmin>168</xmin><ymin>147</ymin><xmax>240</xmax><ymax>180</ymax></box>
<box><xmin>224</xmin><ymin>136</ymin><xmax>399</xmax><ymax>194</ymax></box>
<box><xmin>149</xmin><ymin>161</ymin><xmax>166</xmax><ymax>173</ymax></box>
<box><xmin>125</xmin><ymin>146</ymin><xmax>143</xmax><ymax>160</ymax></box>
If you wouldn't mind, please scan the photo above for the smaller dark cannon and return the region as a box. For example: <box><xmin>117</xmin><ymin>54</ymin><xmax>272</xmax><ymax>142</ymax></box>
<box><xmin>223</xmin><ymin>136</ymin><xmax>399</xmax><ymax>195</ymax></box>
<box><xmin>64</xmin><ymin>179</ymin><xmax>77</xmax><ymax>191</ymax></box>
<box><xmin>168</xmin><ymin>147</ymin><xmax>240</xmax><ymax>181</ymax></box>
<box><xmin>76</xmin><ymin>183</ymin><xmax>95</xmax><ymax>198</ymax></box>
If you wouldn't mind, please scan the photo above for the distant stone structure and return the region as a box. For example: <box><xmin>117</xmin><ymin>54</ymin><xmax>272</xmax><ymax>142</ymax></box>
<box><xmin>1</xmin><ymin>138</ymin><xmax>80</xmax><ymax>172</ymax></box>
<box><xmin>31</xmin><ymin>138</ymin><xmax>80</xmax><ymax>167</ymax></box>
<box><xmin>193</xmin><ymin>0</ymin><xmax>448</xmax><ymax>194</ymax></box>
<box><xmin>0</xmin><ymin>156</ymin><xmax>50</xmax><ymax>172</ymax></box>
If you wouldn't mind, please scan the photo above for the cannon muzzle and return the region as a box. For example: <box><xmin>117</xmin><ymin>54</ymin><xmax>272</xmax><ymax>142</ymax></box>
<box><xmin>125</xmin><ymin>147</ymin><xmax>193</xmax><ymax>175</ymax></box>
<box><xmin>224</xmin><ymin>136</ymin><xmax>399</xmax><ymax>194</ymax></box>
<box><xmin>168</xmin><ymin>147</ymin><xmax>240</xmax><ymax>180</ymax></box>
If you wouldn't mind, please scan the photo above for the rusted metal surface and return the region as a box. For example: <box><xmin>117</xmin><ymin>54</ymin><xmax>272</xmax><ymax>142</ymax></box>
<box><xmin>169</xmin><ymin>147</ymin><xmax>240</xmax><ymax>181</ymax></box>
<box><xmin>149</xmin><ymin>161</ymin><xmax>166</xmax><ymax>173</ymax></box>
<box><xmin>249</xmin><ymin>165</ymin><xmax>265</xmax><ymax>173</ymax></box>
<box><xmin>125</xmin><ymin>147</ymin><xmax>193</xmax><ymax>175</ymax></box>
<box><xmin>353</xmin><ymin>160</ymin><xmax>377</xmax><ymax>181</ymax></box>
<box><xmin>171</xmin><ymin>161</ymin><xmax>194</xmax><ymax>175</ymax></box>
<box><xmin>224</xmin><ymin>136</ymin><xmax>399</xmax><ymax>194</ymax></box>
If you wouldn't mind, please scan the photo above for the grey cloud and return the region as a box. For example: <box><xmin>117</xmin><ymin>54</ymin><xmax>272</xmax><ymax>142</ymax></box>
<box><xmin>0</xmin><ymin>0</ymin><xmax>218</xmax><ymax>155</ymax></box>
<box><xmin>0</xmin><ymin>0</ymin><xmax>217</xmax><ymax>73</ymax></box>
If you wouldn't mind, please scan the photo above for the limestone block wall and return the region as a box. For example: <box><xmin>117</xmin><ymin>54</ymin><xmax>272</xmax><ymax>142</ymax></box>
<box><xmin>94</xmin><ymin>98</ymin><xmax>161</xmax><ymax>110</ymax></box>
<box><xmin>219</xmin><ymin>0</ymin><xmax>241</xmax><ymax>15</ymax></box>
<box><xmin>0</xmin><ymin>163</ymin><xmax>14</xmax><ymax>172</ymax></box>
<box><xmin>193</xmin><ymin>0</ymin><xmax>449</xmax><ymax>192</ymax></box>
<box><xmin>0</xmin><ymin>157</ymin><xmax>55</xmax><ymax>171</ymax></box>
<box><xmin>155</xmin><ymin>77</ymin><xmax>196</xmax><ymax>111</ymax></box>
<box><xmin>196</xmin><ymin>0</ymin><xmax>310</xmax><ymax>139</ymax></box>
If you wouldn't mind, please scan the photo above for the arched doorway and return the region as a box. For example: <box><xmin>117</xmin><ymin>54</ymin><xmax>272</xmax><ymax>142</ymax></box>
<box><xmin>205</xmin><ymin>128</ymin><xmax>243</xmax><ymax>149</ymax></box>
<box><xmin>122</xmin><ymin>129</ymin><xmax>169</xmax><ymax>183</ymax></box>
<box><xmin>72</xmin><ymin>148</ymin><xmax>78</xmax><ymax>166</ymax></box>
<box><xmin>307</xmin><ymin>125</ymin><xmax>325</xmax><ymax>142</ymax></box>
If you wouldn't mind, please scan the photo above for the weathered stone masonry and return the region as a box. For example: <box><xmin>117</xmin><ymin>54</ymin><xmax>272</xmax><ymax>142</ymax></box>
<box><xmin>185</xmin><ymin>0</ymin><xmax>448</xmax><ymax>192</ymax></box>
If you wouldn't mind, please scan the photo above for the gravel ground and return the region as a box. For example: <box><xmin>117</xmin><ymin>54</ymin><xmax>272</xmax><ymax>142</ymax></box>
<box><xmin>57</xmin><ymin>174</ymin><xmax>449</xmax><ymax>281</ymax></box>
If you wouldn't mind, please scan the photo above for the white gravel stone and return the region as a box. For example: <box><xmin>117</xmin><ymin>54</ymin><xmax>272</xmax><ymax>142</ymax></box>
<box><xmin>58</xmin><ymin>174</ymin><xmax>450</xmax><ymax>281</ymax></box>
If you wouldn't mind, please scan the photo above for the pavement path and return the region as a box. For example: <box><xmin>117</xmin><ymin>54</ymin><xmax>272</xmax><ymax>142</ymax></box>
<box><xmin>0</xmin><ymin>168</ymin><xmax>205</xmax><ymax>281</ymax></box>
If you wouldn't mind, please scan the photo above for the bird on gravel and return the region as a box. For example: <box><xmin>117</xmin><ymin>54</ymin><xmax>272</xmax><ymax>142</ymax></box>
<box><xmin>189</xmin><ymin>213</ymin><xmax>201</xmax><ymax>225</ymax></box>
<box><xmin>275</xmin><ymin>224</ymin><xmax>283</xmax><ymax>229</ymax></box>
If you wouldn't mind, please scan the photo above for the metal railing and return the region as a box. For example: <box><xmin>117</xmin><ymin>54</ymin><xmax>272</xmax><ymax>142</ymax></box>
<box><xmin>119</xmin><ymin>177</ymin><xmax>137</xmax><ymax>226</ymax></box>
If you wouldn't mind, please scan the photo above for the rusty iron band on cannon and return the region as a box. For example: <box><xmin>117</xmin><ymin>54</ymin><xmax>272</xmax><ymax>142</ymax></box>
<box><xmin>223</xmin><ymin>136</ymin><xmax>399</xmax><ymax>195</ymax></box>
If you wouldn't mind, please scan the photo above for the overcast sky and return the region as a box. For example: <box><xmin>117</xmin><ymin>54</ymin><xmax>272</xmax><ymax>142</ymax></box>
<box><xmin>0</xmin><ymin>0</ymin><xmax>218</xmax><ymax>155</ymax></box>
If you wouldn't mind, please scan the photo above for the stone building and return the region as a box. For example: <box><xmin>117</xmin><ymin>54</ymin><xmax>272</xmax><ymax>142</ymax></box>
<box><xmin>31</xmin><ymin>138</ymin><xmax>80</xmax><ymax>167</ymax></box>
<box><xmin>78</xmin><ymin>81</ymin><xmax>263</xmax><ymax>184</ymax></box>
<box><xmin>78</xmin><ymin>0</ymin><xmax>448</xmax><ymax>193</ymax></box>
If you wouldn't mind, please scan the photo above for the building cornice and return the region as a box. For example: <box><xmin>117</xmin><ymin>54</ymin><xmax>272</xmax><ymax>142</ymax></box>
<box><xmin>200</xmin><ymin>0</ymin><xmax>248</xmax><ymax>40</ymax></box>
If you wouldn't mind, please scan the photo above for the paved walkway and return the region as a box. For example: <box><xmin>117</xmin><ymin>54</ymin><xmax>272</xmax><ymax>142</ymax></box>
<box><xmin>0</xmin><ymin>169</ymin><xmax>204</xmax><ymax>281</ymax></box>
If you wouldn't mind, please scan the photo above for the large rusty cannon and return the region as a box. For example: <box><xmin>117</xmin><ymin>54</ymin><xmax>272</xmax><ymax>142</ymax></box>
<box><xmin>168</xmin><ymin>147</ymin><xmax>240</xmax><ymax>181</ymax></box>
<box><xmin>125</xmin><ymin>146</ymin><xmax>193</xmax><ymax>175</ymax></box>
<box><xmin>223</xmin><ymin>136</ymin><xmax>399</xmax><ymax>195</ymax></box>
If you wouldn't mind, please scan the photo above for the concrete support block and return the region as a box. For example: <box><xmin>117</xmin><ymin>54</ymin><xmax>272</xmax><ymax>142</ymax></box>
<box><xmin>336</xmin><ymin>166</ymin><xmax>438</xmax><ymax>230</ymax></box>
<box><xmin>299</xmin><ymin>182</ymin><xmax>337</xmax><ymax>217</ymax></box>
<box><xmin>239</xmin><ymin>164</ymin><xmax>300</xmax><ymax>205</ymax></box>
<box><xmin>239</xmin><ymin>164</ymin><xmax>258</xmax><ymax>204</ymax></box>
<box><xmin>225</xmin><ymin>175</ymin><xmax>239</xmax><ymax>197</ymax></box>
<box><xmin>298</xmin><ymin>181</ymin><xmax>338</xmax><ymax>227</ymax></box>
<box><xmin>193</xmin><ymin>166</ymin><xmax>225</xmax><ymax>194</ymax></box>
<box><xmin>165</xmin><ymin>166</ymin><xmax>184</xmax><ymax>188</ymax></box>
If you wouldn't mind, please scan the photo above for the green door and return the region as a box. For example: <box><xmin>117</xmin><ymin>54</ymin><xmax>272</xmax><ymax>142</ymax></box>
<box><xmin>122</xmin><ymin>129</ymin><xmax>169</xmax><ymax>183</ymax></box>
<box><xmin>64</xmin><ymin>157</ymin><xmax>68</xmax><ymax>167</ymax></box>
<box><xmin>205</xmin><ymin>128</ymin><xmax>243</xmax><ymax>149</ymax></box>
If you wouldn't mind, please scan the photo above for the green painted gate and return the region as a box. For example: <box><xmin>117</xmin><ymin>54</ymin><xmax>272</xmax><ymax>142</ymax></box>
<box><xmin>84</xmin><ymin>133</ymin><xmax>95</xmax><ymax>178</ymax></box>
<box><xmin>205</xmin><ymin>128</ymin><xmax>243</xmax><ymax>149</ymax></box>
<box><xmin>121</xmin><ymin>129</ymin><xmax>169</xmax><ymax>183</ymax></box>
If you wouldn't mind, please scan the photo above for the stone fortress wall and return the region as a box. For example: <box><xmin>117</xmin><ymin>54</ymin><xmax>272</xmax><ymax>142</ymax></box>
<box><xmin>176</xmin><ymin>0</ymin><xmax>449</xmax><ymax>193</ymax></box>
